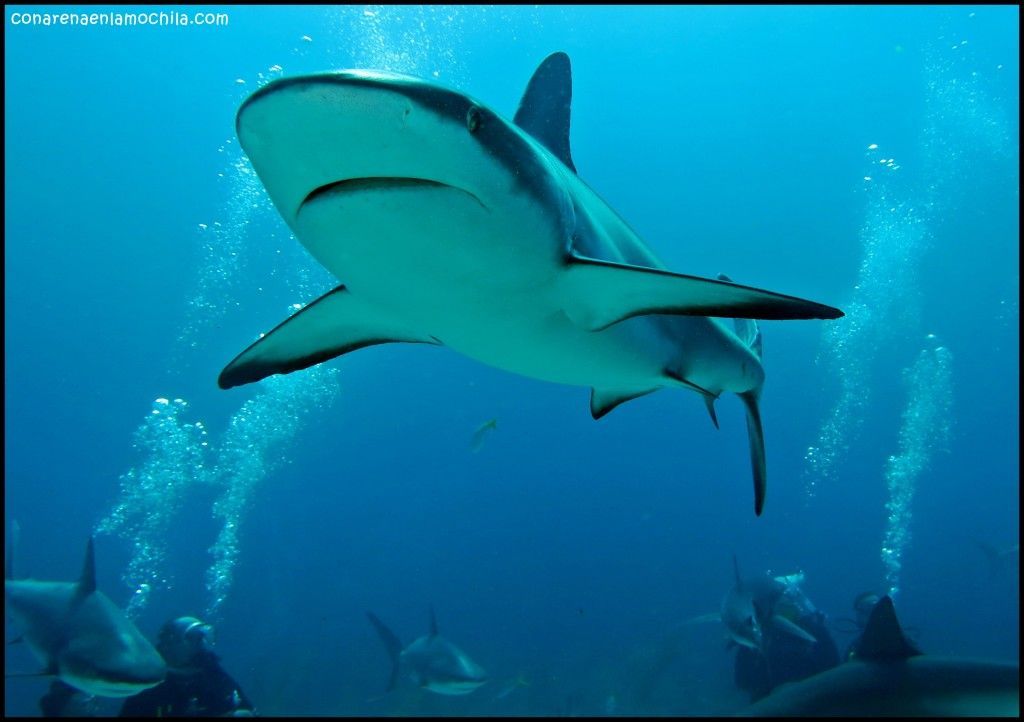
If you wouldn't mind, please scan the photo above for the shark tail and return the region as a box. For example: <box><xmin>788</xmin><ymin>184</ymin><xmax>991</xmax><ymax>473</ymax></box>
<box><xmin>717</xmin><ymin>276</ymin><xmax>768</xmax><ymax>517</ymax></box>
<box><xmin>366</xmin><ymin>612</ymin><xmax>402</xmax><ymax>693</ymax></box>
<box><xmin>736</xmin><ymin>314</ymin><xmax>766</xmax><ymax>517</ymax></box>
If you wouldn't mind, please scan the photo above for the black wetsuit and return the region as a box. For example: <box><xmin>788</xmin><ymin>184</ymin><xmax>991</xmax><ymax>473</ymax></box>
<box><xmin>734</xmin><ymin>610</ymin><xmax>840</xmax><ymax>702</ymax></box>
<box><xmin>119</xmin><ymin>650</ymin><xmax>254</xmax><ymax>717</ymax></box>
<box><xmin>39</xmin><ymin>680</ymin><xmax>98</xmax><ymax>717</ymax></box>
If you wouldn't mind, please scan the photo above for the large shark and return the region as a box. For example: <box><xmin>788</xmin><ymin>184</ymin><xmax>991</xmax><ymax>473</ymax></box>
<box><xmin>4</xmin><ymin>529</ymin><xmax>167</xmax><ymax>697</ymax></box>
<box><xmin>738</xmin><ymin>596</ymin><xmax>1020</xmax><ymax>716</ymax></box>
<box><xmin>218</xmin><ymin>52</ymin><xmax>844</xmax><ymax>514</ymax></box>
<box><xmin>367</xmin><ymin>607</ymin><xmax>488</xmax><ymax>695</ymax></box>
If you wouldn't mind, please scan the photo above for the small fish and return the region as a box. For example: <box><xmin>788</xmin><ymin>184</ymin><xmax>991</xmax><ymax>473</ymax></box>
<box><xmin>470</xmin><ymin>418</ymin><xmax>498</xmax><ymax>453</ymax></box>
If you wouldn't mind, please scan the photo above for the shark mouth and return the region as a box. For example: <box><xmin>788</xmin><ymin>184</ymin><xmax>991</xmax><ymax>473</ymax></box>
<box><xmin>299</xmin><ymin>177</ymin><xmax>488</xmax><ymax>214</ymax></box>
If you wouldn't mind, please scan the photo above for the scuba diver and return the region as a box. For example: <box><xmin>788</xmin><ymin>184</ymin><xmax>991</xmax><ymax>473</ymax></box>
<box><xmin>119</xmin><ymin>616</ymin><xmax>255</xmax><ymax>717</ymax></box>
<box><xmin>731</xmin><ymin>571</ymin><xmax>841</xmax><ymax>702</ymax></box>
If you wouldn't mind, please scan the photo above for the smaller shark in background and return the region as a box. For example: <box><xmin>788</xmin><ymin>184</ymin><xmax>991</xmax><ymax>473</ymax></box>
<box><xmin>5</xmin><ymin>525</ymin><xmax>167</xmax><ymax>697</ymax></box>
<box><xmin>738</xmin><ymin>596</ymin><xmax>1020</xmax><ymax>716</ymax></box>
<box><xmin>720</xmin><ymin>556</ymin><xmax>817</xmax><ymax>655</ymax></box>
<box><xmin>367</xmin><ymin>607</ymin><xmax>488</xmax><ymax>695</ymax></box>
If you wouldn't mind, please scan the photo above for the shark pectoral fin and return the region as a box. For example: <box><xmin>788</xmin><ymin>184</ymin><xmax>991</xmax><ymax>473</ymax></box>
<box><xmin>738</xmin><ymin>391</ymin><xmax>767</xmax><ymax>516</ymax></box>
<box><xmin>589</xmin><ymin>387</ymin><xmax>657</xmax><ymax>419</ymax></box>
<box><xmin>771</xmin><ymin>615</ymin><xmax>817</xmax><ymax>644</ymax></box>
<box><xmin>219</xmin><ymin>285</ymin><xmax>438</xmax><ymax>389</ymax></box>
<box><xmin>561</xmin><ymin>255</ymin><xmax>844</xmax><ymax>331</ymax></box>
<box><xmin>683</xmin><ymin>612</ymin><xmax>721</xmax><ymax>626</ymax></box>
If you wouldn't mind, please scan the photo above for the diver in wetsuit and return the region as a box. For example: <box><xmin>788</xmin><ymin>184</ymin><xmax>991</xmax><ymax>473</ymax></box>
<box><xmin>733</xmin><ymin>574</ymin><xmax>841</xmax><ymax>702</ymax></box>
<box><xmin>119</xmin><ymin>616</ymin><xmax>255</xmax><ymax>717</ymax></box>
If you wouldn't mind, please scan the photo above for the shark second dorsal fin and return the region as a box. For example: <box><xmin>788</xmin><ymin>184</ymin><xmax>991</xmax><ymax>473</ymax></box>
<box><xmin>78</xmin><ymin>537</ymin><xmax>97</xmax><ymax>598</ymax></box>
<box><xmin>429</xmin><ymin>605</ymin><xmax>439</xmax><ymax>638</ymax></box>
<box><xmin>514</xmin><ymin>52</ymin><xmax>576</xmax><ymax>173</ymax></box>
<box><xmin>854</xmin><ymin>595</ymin><xmax>923</xmax><ymax>661</ymax></box>
<box><xmin>718</xmin><ymin>274</ymin><xmax>763</xmax><ymax>359</ymax></box>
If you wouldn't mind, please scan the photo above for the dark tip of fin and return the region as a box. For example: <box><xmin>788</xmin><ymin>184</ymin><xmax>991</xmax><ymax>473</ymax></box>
<box><xmin>738</xmin><ymin>391</ymin><xmax>766</xmax><ymax>516</ymax></box>
<box><xmin>854</xmin><ymin>595</ymin><xmax>923</xmax><ymax>660</ymax></box>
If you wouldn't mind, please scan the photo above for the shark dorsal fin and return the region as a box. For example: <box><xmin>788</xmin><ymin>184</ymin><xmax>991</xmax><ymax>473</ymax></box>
<box><xmin>854</xmin><ymin>595</ymin><xmax>922</xmax><ymax>661</ymax></box>
<box><xmin>514</xmin><ymin>52</ymin><xmax>576</xmax><ymax>173</ymax></box>
<box><xmin>429</xmin><ymin>605</ymin><xmax>439</xmax><ymax>638</ymax></box>
<box><xmin>78</xmin><ymin>537</ymin><xmax>97</xmax><ymax>598</ymax></box>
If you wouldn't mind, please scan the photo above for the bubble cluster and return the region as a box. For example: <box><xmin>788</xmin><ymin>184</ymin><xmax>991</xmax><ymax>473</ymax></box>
<box><xmin>804</xmin><ymin>22</ymin><xmax>1010</xmax><ymax>498</ymax></box>
<box><xmin>883</xmin><ymin>343</ymin><xmax>954</xmax><ymax>599</ymax></box>
<box><xmin>205</xmin><ymin>366</ymin><xmax>340</xmax><ymax>617</ymax></box>
<box><xmin>95</xmin><ymin>398</ymin><xmax>212</xmax><ymax>617</ymax></box>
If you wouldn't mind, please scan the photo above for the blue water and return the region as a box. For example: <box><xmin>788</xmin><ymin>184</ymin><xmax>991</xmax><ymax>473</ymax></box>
<box><xmin>4</xmin><ymin>5</ymin><xmax>1018</xmax><ymax>716</ymax></box>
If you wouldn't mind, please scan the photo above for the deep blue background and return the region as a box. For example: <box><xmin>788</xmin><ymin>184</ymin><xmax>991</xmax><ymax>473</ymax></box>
<box><xmin>5</xmin><ymin>5</ymin><xmax>1018</xmax><ymax>715</ymax></box>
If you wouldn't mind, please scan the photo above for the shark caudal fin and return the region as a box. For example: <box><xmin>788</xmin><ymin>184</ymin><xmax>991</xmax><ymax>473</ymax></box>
<box><xmin>724</xmin><ymin>286</ymin><xmax>767</xmax><ymax>517</ymax></box>
<box><xmin>367</xmin><ymin>612</ymin><xmax>403</xmax><ymax>693</ymax></box>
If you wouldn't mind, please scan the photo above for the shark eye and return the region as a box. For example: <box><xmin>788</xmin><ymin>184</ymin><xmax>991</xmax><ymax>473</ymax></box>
<box><xmin>466</xmin><ymin>106</ymin><xmax>481</xmax><ymax>133</ymax></box>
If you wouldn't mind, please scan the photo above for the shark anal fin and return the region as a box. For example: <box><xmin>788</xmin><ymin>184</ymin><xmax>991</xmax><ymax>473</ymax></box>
<box><xmin>514</xmin><ymin>52</ymin><xmax>576</xmax><ymax>173</ymax></box>
<box><xmin>562</xmin><ymin>255</ymin><xmax>844</xmax><ymax>332</ymax></box>
<box><xmin>219</xmin><ymin>285</ymin><xmax>439</xmax><ymax>389</ymax></box>
<box><xmin>738</xmin><ymin>391</ymin><xmax>767</xmax><ymax>516</ymax></box>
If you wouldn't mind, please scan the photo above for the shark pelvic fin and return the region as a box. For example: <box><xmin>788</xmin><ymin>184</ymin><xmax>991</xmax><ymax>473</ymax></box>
<box><xmin>561</xmin><ymin>255</ymin><xmax>844</xmax><ymax>332</ymax></box>
<box><xmin>219</xmin><ymin>285</ymin><xmax>440</xmax><ymax>389</ymax></box>
<box><xmin>738</xmin><ymin>390</ymin><xmax>767</xmax><ymax>517</ymax></box>
<box><xmin>589</xmin><ymin>387</ymin><xmax>657</xmax><ymax>420</ymax></box>
<box><xmin>704</xmin><ymin>395</ymin><xmax>720</xmax><ymax>429</ymax></box>
<box><xmin>854</xmin><ymin>595</ymin><xmax>923</xmax><ymax>661</ymax></box>
<box><xmin>514</xmin><ymin>52</ymin><xmax>575</xmax><ymax>173</ymax></box>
